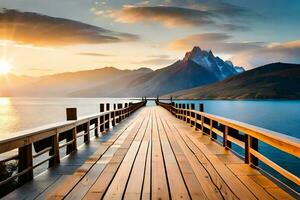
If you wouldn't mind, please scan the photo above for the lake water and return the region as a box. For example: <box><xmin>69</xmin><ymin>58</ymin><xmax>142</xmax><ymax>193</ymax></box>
<box><xmin>0</xmin><ymin>97</ymin><xmax>139</xmax><ymax>140</ymax></box>
<box><xmin>172</xmin><ymin>99</ymin><xmax>300</xmax><ymax>192</ymax></box>
<box><xmin>0</xmin><ymin>97</ymin><xmax>299</xmax><ymax>192</ymax></box>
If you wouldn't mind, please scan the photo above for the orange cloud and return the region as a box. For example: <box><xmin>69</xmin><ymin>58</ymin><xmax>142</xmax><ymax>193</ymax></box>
<box><xmin>231</xmin><ymin>40</ymin><xmax>300</xmax><ymax>68</ymax></box>
<box><xmin>0</xmin><ymin>9</ymin><xmax>138</xmax><ymax>47</ymax></box>
<box><xmin>169</xmin><ymin>33</ymin><xmax>262</xmax><ymax>53</ymax></box>
<box><xmin>170</xmin><ymin>33</ymin><xmax>300</xmax><ymax>68</ymax></box>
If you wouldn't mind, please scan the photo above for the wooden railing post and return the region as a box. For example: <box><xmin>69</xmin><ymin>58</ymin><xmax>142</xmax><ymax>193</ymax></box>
<box><xmin>186</xmin><ymin>104</ymin><xmax>190</xmax><ymax>123</ymax></box>
<box><xmin>125</xmin><ymin>103</ymin><xmax>128</xmax><ymax>118</ymax></box>
<box><xmin>18</xmin><ymin>144</ymin><xmax>33</xmax><ymax>185</ymax></box>
<box><xmin>105</xmin><ymin>103</ymin><xmax>110</xmax><ymax>130</ymax></box>
<box><xmin>96</xmin><ymin>116</ymin><xmax>100</xmax><ymax>137</ymax></box>
<box><xmin>200</xmin><ymin>115</ymin><xmax>204</xmax><ymax>134</ymax></box>
<box><xmin>178</xmin><ymin>104</ymin><xmax>181</xmax><ymax>119</ymax></box>
<box><xmin>49</xmin><ymin>134</ymin><xmax>60</xmax><ymax>167</ymax></box>
<box><xmin>129</xmin><ymin>102</ymin><xmax>132</xmax><ymax>116</ymax></box>
<box><xmin>209</xmin><ymin>119</ymin><xmax>213</xmax><ymax>140</ymax></box>
<box><xmin>111</xmin><ymin>108</ymin><xmax>115</xmax><ymax>127</ymax></box>
<box><xmin>175</xmin><ymin>103</ymin><xmax>178</xmax><ymax>118</ymax></box>
<box><xmin>182</xmin><ymin>104</ymin><xmax>186</xmax><ymax>121</ymax></box>
<box><xmin>199</xmin><ymin>104</ymin><xmax>204</xmax><ymax>134</ymax></box>
<box><xmin>66</xmin><ymin>108</ymin><xmax>77</xmax><ymax>154</ymax></box>
<box><xmin>226</xmin><ymin>127</ymin><xmax>235</xmax><ymax>149</ymax></box>
<box><xmin>199</xmin><ymin>103</ymin><xmax>204</xmax><ymax>112</ymax></box>
<box><xmin>171</xmin><ymin>102</ymin><xmax>175</xmax><ymax>115</ymax></box>
<box><xmin>100</xmin><ymin>104</ymin><xmax>105</xmax><ymax>133</ymax></box>
<box><xmin>252</xmin><ymin>138</ymin><xmax>259</xmax><ymax>166</ymax></box>
<box><xmin>223</xmin><ymin>126</ymin><xmax>228</xmax><ymax>148</ymax></box>
<box><xmin>212</xmin><ymin>121</ymin><xmax>218</xmax><ymax>140</ymax></box>
<box><xmin>245</xmin><ymin>136</ymin><xmax>258</xmax><ymax>166</ymax></box>
<box><xmin>190</xmin><ymin>104</ymin><xmax>195</xmax><ymax>127</ymax></box>
<box><xmin>117</xmin><ymin>103</ymin><xmax>122</xmax><ymax>123</ymax></box>
<box><xmin>84</xmin><ymin>121</ymin><xmax>90</xmax><ymax>143</ymax></box>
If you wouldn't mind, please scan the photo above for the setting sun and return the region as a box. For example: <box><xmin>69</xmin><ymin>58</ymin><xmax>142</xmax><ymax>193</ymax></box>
<box><xmin>0</xmin><ymin>60</ymin><xmax>11</xmax><ymax>75</ymax></box>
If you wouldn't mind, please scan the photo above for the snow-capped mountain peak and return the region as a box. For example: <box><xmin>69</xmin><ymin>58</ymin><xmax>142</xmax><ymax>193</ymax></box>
<box><xmin>183</xmin><ymin>46</ymin><xmax>244</xmax><ymax>80</ymax></box>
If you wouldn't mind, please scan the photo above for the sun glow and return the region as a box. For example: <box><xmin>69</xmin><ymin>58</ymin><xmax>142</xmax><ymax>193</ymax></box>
<box><xmin>0</xmin><ymin>98</ymin><xmax>10</xmax><ymax>106</ymax></box>
<box><xmin>0</xmin><ymin>60</ymin><xmax>11</xmax><ymax>74</ymax></box>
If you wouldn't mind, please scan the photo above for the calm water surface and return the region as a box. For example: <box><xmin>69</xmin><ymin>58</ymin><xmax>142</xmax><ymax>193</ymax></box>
<box><xmin>0</xmin><ymin>98</ymin><xmax>299</xmax><ymax>191</ymax></box>
<box><xmin>0</xmin><ymin>97</ymin><xmax>138</xmax><ymax>139</ymax></box>
<box><xmin>174</xmin><ymin>99</ymin><xmax>300</xmax><ymax>192</ymax></box>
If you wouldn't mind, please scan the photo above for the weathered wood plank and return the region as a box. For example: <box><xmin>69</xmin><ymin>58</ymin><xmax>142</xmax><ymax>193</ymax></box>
<box><xmin>155</xmin><ymin>110</ymin><xmax>190</xmax><ymax>200</ymax></box>
<box><xmin>103</xmin><ymin>116</ymin><xmax>149</xmax><ymax>199</ymax></box>
<box><xmin>158</xmin><ymin>107</ymin><xmax>255</xmax><ymax>199</ymax></box>
<box><xmin>151</xmin><ymin>110</ymin><xmax>170</xmax><ymax>200</ymax></box>
<box><xmin>158</xmin><ymin>106</ymin><xmax>295</xmax><ymax>200</ymax></box>
<box><xmin>160</xmin><ymin>113</ymin><xmax>222</xmax><ymax>200</ymax></box>
<box><xmin>83</xmin><ymin>110</ymin><xmax>149</xmax><ymax>199</ymax></box>
<box><xmin>124</xmin><ymin>114</ymin><xmax>151</xmax><ymax>200</ymax></box>
<box><xmin>45</xmin><ymin>110</ymin><xmax>147</xmax><ymax>200</ymax></box>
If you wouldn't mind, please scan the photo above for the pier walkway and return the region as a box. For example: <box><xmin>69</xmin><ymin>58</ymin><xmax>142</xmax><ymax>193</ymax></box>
<box><xmin>4</xmin><ymin>105</ymin><xmax>295</xmax><ymax>199</ymax></box>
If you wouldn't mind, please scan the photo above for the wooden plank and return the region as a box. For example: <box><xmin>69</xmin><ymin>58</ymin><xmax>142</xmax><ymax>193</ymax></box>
<box><xmin>151</xmin><ymin>110</ymin><xmax>170</xmax><ymax>200</ymax></box>
<box><xmin>216</xmin><ymin>154</ymin><xmax>244</xmax><ymax>164</ymax></box>
<box><xmin>237</xmin><ymin>175</ymin><xmax>275</xmax><ymax>200</ymax></box>
<box><xmin>103</xmin><ymin>115</ymin><xmax>149</xmax><ymax>200</ymax></box>
<box><xmin>265</xmin><ymin>188</ymin><xmax>294</xmax><ymax>200</ymax></box>
<box><xmin>141</xmin><ymin>133</ymin><xmax>151</xmax><ymax>200</ymax></box>
<box><xmin>161</xmin><ymin>109</ymin><xmax>233</xmax><ymax>199</ymax></box>
<box><xmin>46</xmin><ymin>109</ymin><xmax>147</xmax><ymax>200</ymax></box>
<box><xmin>159</xmin><ymin>113</ymin><xmax>216</xmax><ymax>200</ymax></box>
<box><xmin>249</xmin><ymin>174</ymin><xmax>279</xmax><ymax>188</ymax></box>
<box><xmin>190</xmin><ymin>137</ymin><xmax>256</xmax><ymax>199</ymax></box>
<box><xmin>159</xmin><ymin>107</ymin><xmax>296</xmax><ymax>200</ymax></box>
<box><xmin>124</xmin><ymin>114</ymin><xmax>152</xmax><ymax>200</ymax></box>
<box><xmin>155</xmin><ymin>110</ymin><xmax>190</xmax><ymax>200</ymax></box>
<box><xmin>83</xmin><ymin>109</ymin><xmax>149</xmax><ymax>199</ymax></box>
<box><xmin>158</xmin><ymin>107</ymin><xmax>256</xmax><ymax>200</ymax></box>
<box><xmin>227</xmin><ymin>163</ymin><xmax>261</xmax><ymax>176</ymax></box>
<box><xmin>123</xmin><ymin>141</ymin><xmax>149</xmax><ymax>200</ymax></box>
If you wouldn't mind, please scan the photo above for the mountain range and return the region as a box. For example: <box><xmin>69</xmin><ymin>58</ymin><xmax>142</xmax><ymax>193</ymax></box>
<box><xmin>0</xmin><ymin>47</ymin><xmax>243</xmax><ymax>97</ymax></box>
<box><xmin>165</xmin><ymin>63</ymin><xmax>300</xmax><ymax>99</ymax></box>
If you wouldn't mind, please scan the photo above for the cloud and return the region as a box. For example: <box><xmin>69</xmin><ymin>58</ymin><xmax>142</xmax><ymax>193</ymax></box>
<box><xmin>217</xmin><ymin>24</ymin><xmax>250</xmax><ymax>31</ymax></box>
<box><xmin>170</xmin><ymin>33</ymin><xmax>300</xmax><ymax>68</ymax></box>
<box><xmin>108</xmin><ymin>6</ymin><xmax>215</xmax><ymax>27</ymax></box>
<box><xmin>77</xmin><ymin>52</ymin><xmax>113</xmax><ymax>57</ymax></box>
<box><xmin>169</xmin><ymin>33</ymin><xmax>263</xmax><ymax>53</ymax></box>
<box><xmin>132</xmin><ymin>55</ymin><xmax>176</xmax><ymax>65</ymax></box>
<box><xmin>231</xmin><ymin>40</ymin><xmax>300</xmax><ymax>68</ymax></box>
<box><xmin>103</xmin><ymin>5</ymin><xmax>253</xmax><ymax>30</ymax></box>
<box><xmin>163</xmin><ymin>0</ymin><xmax>250</xmax><ymax>16</ymax></box>
<box><xmin>0</xmin><ymin>9</ymin><xmax>138</xmax><ymax>47</ymax></box>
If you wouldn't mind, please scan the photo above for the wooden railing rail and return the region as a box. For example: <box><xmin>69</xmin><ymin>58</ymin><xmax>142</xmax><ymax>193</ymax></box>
<box><xmin>0</xmin><ymin>100</ymin><xmax>146</xmax><ymax>187</ymax></box>
<box><xmin>156</xmin><ymin>100</ymin><xmax>300</xmax><ymax>187</ymax></box>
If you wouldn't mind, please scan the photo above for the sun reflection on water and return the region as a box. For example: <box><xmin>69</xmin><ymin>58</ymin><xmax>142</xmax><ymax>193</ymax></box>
<box><xmin>0</xmin><ymin>97</ymin><xmax>20</xmax><ymax>139</ymax></box>
<box><xmin>0</xmin><ymin>97</ymin><xmax>11</xmax><ymax>106</ymax></box>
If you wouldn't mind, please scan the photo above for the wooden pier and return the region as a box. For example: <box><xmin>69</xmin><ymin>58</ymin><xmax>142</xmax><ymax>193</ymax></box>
<box><xmin>0</xmin><ymin>100</ymin><xmax>299</xmax><ymax>199</ymax></box>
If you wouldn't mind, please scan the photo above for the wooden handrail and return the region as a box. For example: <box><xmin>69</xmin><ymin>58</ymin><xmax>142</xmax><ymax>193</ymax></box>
<box><xmin>156</xmin><ymin>100</ymin><xmax>300</xmax><ymax>187</ymax></box>
<box><xmin>0</xmin><ymin>100</ymin><xmax>147</xmax><ymax>187</ymax></box>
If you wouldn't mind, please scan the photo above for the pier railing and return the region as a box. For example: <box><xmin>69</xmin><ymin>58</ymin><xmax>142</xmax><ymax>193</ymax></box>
<box><xmin>0</xmin><ymin>100</ymin><xmax>146</xmax><ymax>188</ymax></box>
<box><xmin>156</xmin><ymin>100</ymin><xmax>300</xmax><ymax>188</ymax></box>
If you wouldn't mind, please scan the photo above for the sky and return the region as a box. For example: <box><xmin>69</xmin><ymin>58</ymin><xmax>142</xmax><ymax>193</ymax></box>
<box><xmin>0</xmin><ymin>0</ymin><xmax>299</xmax><ymax>76</ymax></box>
